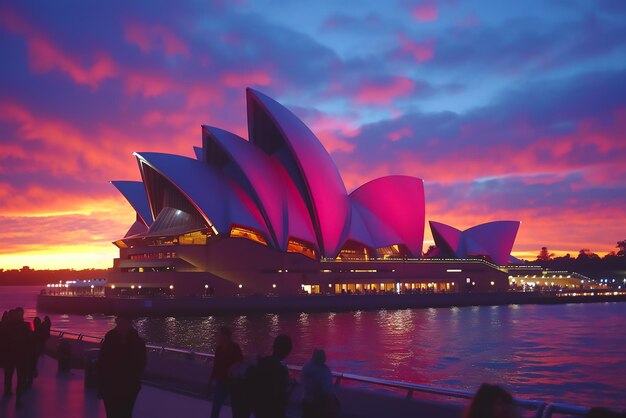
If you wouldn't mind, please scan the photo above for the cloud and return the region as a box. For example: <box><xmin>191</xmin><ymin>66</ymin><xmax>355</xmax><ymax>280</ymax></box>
<box><xmin>289</xmin><ymin>106</ymin><xmax>360</xmax><ymax>153</ymax></box>
<box><xmin>124</xmin><ymin>21</ymin><xmax>190</xmax><ymax>58</ymax></box>
<box><xmin>411</xmin><ymin>0</ymin><xmax>438</xmax><ymax>22</ymax></box>
<box><xmin>398</xmin><ymin>34</ymin><xmax>436</xmax><ymax>62</ymax></box>
<box><xmin>0</xmin><ymin>207</ymin><xmax>132</xmax><ymax>270</ymax></box>
<box><xmin>427</xmin><ymin>13</ymin><xmax>626</xmax><ymax>74</ymax></box>
<box><xmin>332</xmin><ymin>69</ymin><xmax>626</xmax><ymax>253</ymax></box>
<box><xmin>354</xmin><ymin>76</ymin><xmax>416</xmax><ymax>105</ymax></box>
<box><xmin>222</xmin><ymin>70</ymin><xmax>272</xmax><ymax>88</ymax></box>
<box><xmin>0</xmin><ymin>7</ymin><xmax>118</xmax><ymax>89</ymax></box>
<box><xmin>0</xmin><ymin>0</ymin><xmax>624</xmax><ymax>266</ymax></box>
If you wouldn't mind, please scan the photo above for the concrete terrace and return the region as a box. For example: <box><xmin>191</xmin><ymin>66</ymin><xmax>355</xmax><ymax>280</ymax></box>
<box><xmin>2</xmin><ymin>344</ymin><xmax>587</xmax><ymax>418</ymax></box>
<box><xmin>0</xmin><ymin>355</ymin><xmax>225</xmax><ymax>418</ymax></box>
<box><xmin>2</xmin><ymin>352</ymin><xmax>466</xmax><ymax>418</ymax></box>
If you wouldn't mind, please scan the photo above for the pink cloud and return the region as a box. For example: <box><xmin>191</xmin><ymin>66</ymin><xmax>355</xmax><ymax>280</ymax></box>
<box><xmin>291</xmin><ymin>111</ymin><xmax>360</xmax><ymax>153</ymax></box>
<box><xmin>0</xmin><ymin>100</ymin><xmax>136</xmax><ymax>181</ymax></box>
<box><xmin>222</xmin><ymin>70</ymin><xmax>272</xmax><ymax>88</ymax></box>
<box><xmin>124</xmin><ymin>21</ymin><xmax>190</xmax><ymax>58</ymax></box>
<box><xmin>386</xmin><ymin>127</ymin><xmax>412</xmax><ymax>142</ymax></box>
<box><xmin>0</xmin><ymin>8</ymin><xmax>118</xmax><ymax>89</ymax></box>
<box><xmin>399</xmin><ymin>34</ymin><xmax>436</xmax><ymax>62</ymax></box>
<box><xmin>124</xmin><ymin>71</ymin><xmax>179</xmax><ymax>97</ymax></box>
<box><xmin>354</xmin><ymin>76</ymin><xmax>415</xmax><ymax>105</ymax></box>
<box><xmin>29</xmin><ymin>42</ymin><xmax>118</xmax><ymax>88</ymax></box>
<box><xmin>412</xmin><ymin>1</ymin><xmax>438</xmax><ymax>22</ymax></box>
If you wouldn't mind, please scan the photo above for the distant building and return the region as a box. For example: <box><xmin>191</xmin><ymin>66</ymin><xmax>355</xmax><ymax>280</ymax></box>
<box><xmin>108</xmin><ymin>89</ymin><xmax>518</xmax><ymax>297</ymax></box>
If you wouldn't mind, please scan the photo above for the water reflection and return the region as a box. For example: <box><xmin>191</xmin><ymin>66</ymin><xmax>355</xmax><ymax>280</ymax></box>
<box><xmin>3</xmin><ymin>287</ymin><xmax>626</xmax><ymax>409</ymax></box>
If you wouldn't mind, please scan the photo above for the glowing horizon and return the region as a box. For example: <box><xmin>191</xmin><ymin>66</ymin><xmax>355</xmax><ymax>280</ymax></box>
<box><xmin>1</xmin><ymin>1</ymin><xmax>625</xmax><ymax>270</ymax></box>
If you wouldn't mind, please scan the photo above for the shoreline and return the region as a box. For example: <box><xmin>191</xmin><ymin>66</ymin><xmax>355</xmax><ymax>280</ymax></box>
<box><xmin>36</xmin><ymin>291</ymin><xmax>626</xmax><ymax>316</ymax></box>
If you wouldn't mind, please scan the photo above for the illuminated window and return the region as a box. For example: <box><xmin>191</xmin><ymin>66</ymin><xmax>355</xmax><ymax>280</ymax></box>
<box><xmin>336</xmin><ymin>240</ymin><xmax>373</xmax><ymax>261</ymax></box>
<box><xmin>179</xmin><ymin>229</ymin><xmax>210</xmax><ymax>245</ymax></box>
<box><xmin>287</xmin><ymin>238</ymin><xmax>316</xmax><ymax>259</ymax></box>
<box><xmin>114</xmin><ymin>240</ymin><xmax>128</xmax><ymax>249</ymax></box>
<box><xmin>375</xmin><ymin>244</ymin><xmax>410</xmax><ymax>259</ymax></box>
<box><xmin>230</xmin><ymin>226</ymin><xmax>268</xmax><ymax>245</ymax></box>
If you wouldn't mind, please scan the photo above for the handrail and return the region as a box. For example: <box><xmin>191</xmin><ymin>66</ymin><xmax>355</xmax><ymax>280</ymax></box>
<box><xmin>49</xmin><ymin>329</ymin><xmax>554</xmax><ymax>418</ymax></box>
<box><xmin>541</xmin><ymin>403</ymin><xmax>589</xmax><ymax>418</ymax></box>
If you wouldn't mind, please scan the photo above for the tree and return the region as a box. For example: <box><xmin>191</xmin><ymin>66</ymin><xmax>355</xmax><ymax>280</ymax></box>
<box><xmin>537</xmin><ymin>247</ymin><xmax>554</xmax><ymax>261</ymax></box>
<box><xmin>577</xmin><ymin>249</ymin><xmax>600</xmax><ymax>260</ymax></box>
<box><xmin>616</xmin><ymin>240</ymin><xmax>626</xmax><ymax>257</ymax></box>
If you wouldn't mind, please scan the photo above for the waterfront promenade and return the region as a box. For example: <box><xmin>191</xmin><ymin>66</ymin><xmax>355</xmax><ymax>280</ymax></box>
<box><xmin>1</xmin><ymin>332</ymin><xmax>596</xmax><ymax>418</ymax></box>
<box><xmin>0</xmin><ymin>355</ymin><xmax>223</xmax><ymax>418</ymax></box>
<box><xmin>1</xmin><ymin>352</ymin><xmax>593</xmax><ymax>418</ymax></box>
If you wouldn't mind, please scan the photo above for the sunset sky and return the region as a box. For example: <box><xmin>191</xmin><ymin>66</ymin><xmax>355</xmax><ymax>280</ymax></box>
<box><xmin>1</xmin><ymin>1</ymin><xmax>625</xmax><ymax>270</ymax></box>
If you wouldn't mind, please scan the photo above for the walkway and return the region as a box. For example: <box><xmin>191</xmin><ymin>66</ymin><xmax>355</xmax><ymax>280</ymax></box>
<box><xmin>1</xmin><ymin>355</ymin><xmax>228</xmax><ymax>418</ymax></box>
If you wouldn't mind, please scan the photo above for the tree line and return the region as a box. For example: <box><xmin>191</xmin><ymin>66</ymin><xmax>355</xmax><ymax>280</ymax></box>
<box><xmin>0</xmin><ymin>268</ymin><xmax>109</xmax><ymax>286</ymax></box>
<box><xmin>533</xmin><ymin>240</ymin><xmax>626</xmax><ymax>274</ymax></box>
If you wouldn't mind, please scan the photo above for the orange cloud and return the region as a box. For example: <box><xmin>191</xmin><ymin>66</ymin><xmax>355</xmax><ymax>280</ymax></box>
<box><xmin>0</xmin><ymin>199</ymin><xmax>134</xmax><ymax>269</ymax></box>
<box><xmin>0</xmin><ymin>101</ymin><xmax>136</xmax><ymax>182</ymax></box>
<box><xmin>424</xmin><ymin>200</ymin><xmax>623</xmax><ymax>258</ymax></box>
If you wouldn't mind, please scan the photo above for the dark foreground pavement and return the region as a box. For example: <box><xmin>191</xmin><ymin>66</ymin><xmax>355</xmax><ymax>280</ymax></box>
<box><xmin>0</xmin><ymin>355</ymin><xmax>226</xmax><ymax>418</ymax></box>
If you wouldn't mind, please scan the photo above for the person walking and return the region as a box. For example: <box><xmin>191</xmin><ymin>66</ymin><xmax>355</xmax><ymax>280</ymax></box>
<box><xmin>208</xmin><ymin>326</ymin><xmax>243</xmax><ymax>418</ymax></box>
<box><xmin>253</xmin><ymin>334</ymin><xmax>293</xmax><ymax>418</ymax></box>
<box><xmin>1</xmin><ymin>310</ymin><xmax>11</xmax><ymax>397</ymax></box>
<box><xmin>98</xmin><ymin>315</ymin><xmax>146</xmax><ymax>418</ymax></box>
<box><xmin>2</xmin><ymin>308</ymin><xmax>34</xmax><ymax>408</ymax></box>
<box><xmin>301</xmin><ymin>349</ymin><xmax>338</xmax><ymax>418</ymax></box>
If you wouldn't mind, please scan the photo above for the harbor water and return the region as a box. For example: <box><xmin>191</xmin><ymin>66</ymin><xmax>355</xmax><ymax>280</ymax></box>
<box><xmin>2</xmin><ymin>286</ymin><xmax>625</xmax><ymax>409</ymax></box>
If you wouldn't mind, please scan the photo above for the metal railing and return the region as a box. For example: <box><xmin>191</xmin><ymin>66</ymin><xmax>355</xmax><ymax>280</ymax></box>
<box><xmin>50</xmin><ymin>329</ymin><xmax>590</xmax><ymax>418</ymax></box>
<box><xmin>542</xmin><ymin>403</ymin><xmax>590</xmax><ymax>418</ymax></box>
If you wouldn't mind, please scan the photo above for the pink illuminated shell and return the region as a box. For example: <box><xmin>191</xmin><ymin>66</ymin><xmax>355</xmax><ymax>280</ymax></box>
<box><xmin>134</xmin><ymin>152</ymin><xmax>269</xmax><ymax>239</ymax></box>
<box><xmin>202</xmin><ymin>126</ymin><xmax>316</xmax><ymax>251</ymax></box>
<box><xmin>349</xmin><ymin>176</ymin><xmax>425</xmax><ymax>257</ymax></box>
<box><xmin>247</xmin><ymin>88</ymin><xmax>350</xmax><ymax>257</ymax></box>
<box><xmin>430</xmin><ymin>220</ymin><xmax>520</xmax><ymax>265</ymax></box>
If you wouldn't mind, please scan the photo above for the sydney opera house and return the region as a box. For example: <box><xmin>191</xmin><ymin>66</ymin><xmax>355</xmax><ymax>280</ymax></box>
<box><xmin>107</xmin><ymin>88</ymin><xmax>520</xmax><ymax>297</ymax></box>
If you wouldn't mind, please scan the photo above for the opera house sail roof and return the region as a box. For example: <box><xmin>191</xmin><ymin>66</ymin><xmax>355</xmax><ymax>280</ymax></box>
<box><xmin>111</xmin><ymin>88</ymin><xmax>519</xmax><ymax>266</ymax></box>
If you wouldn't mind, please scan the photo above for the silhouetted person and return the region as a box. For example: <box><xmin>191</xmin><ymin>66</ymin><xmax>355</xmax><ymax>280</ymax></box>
<box><xmin>301</xmin><ymin>348</ymin><xmax>338</xmax><ymax>418</ymax></box>
<box><xmin>464</xmin><ymin>383</ymin><xmax>516</xmax><ymax>418</ymax></box>
<box><xmin>42</xmin><ymin>316</ymin><xmax>51</xmax><ymax>340</ymax></box>
<box><xmin>254</xmin><ymin>334</ymin><xmax>293</xmax><ymax>418</ymax></box>
<box><xmin>25</xmin><ymin>316</ymin><xmax>44</xmax><ymax>387</ymax></box>
<box><xmin>587</xmin><ymin>407</ymin><xmax>626</xmax><ymax>418</ymax></box>
<box><xmin>98</xmin><ymin>315</ymin><xmax>146</xmax><ymax>418</ymax></box>
<box><xmin>209</xmin><ymin>326</ymin><xmax>243</xmax><ymax>418</ymax></box>
<box><xmin>3</xmin><ymin>308</ymin><xmax>35</xmax><ymax>407</ymax></box>
<box><xmin>0</xmin><ymin>310</ymin><xmax>9</xmax><ymax>397</ymax></box>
